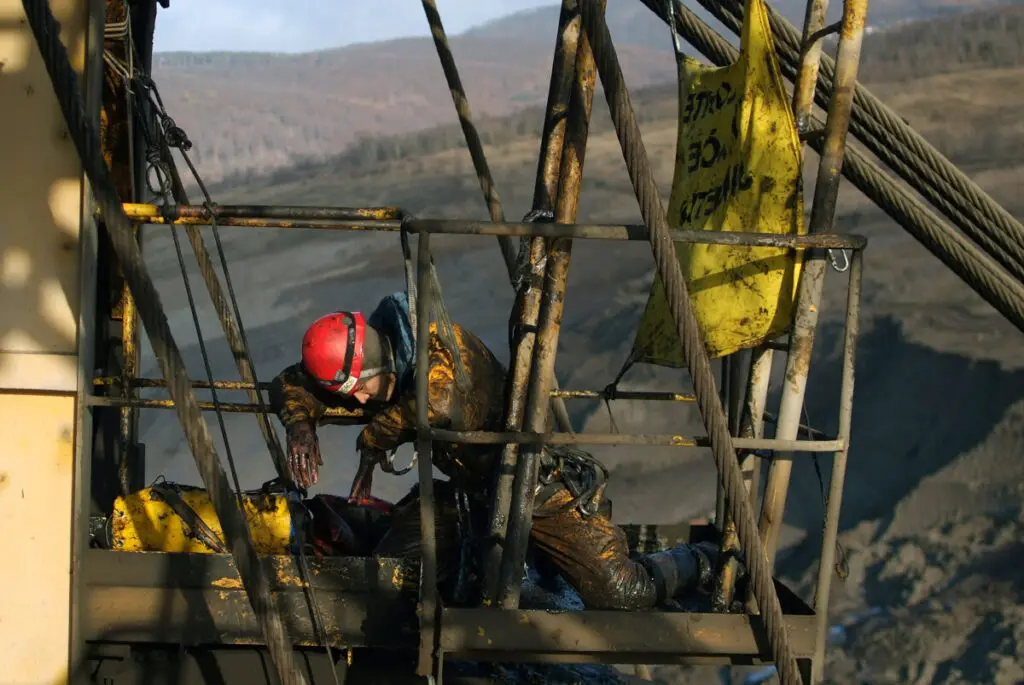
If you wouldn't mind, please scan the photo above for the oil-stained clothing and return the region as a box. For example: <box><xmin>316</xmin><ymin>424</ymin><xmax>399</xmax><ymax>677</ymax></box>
<box><xmin>270</xmin><ymin>301</ymin><xmax>674</xmax><ymax>610</ymax></box>
<box><xmin>377</xmin><ymin>476</ymin><xmax>663</xmax><ymax>610</ymax></box>
<box><xmin>271</xmin><ymin>320</ymin><xmax>507</xmax><ymax>489</ymax></box>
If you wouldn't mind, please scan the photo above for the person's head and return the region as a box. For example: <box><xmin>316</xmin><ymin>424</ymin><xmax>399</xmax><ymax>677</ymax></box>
<box><xmin>301</xmin><ymin>311</ymin><xmax>396</xmax><ymax>405</ymax></box>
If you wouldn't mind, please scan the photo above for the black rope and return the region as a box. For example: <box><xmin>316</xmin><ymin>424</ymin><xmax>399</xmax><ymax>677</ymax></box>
<box><xmin>133</xmin><ymin>75</ymin><xmax>292</xmax><ymax>483</ymax></box>
<box><xmin>144</xmin><ymin>71</ymin><xmax>343</xmax><ymax>685</ymax></box>
<box><xmin>168</xmin><ymin>208</ymin><xmax>245</xmax><ymax>495</ymax></box>
<box><xmin>19</xmin><ymin>2</ymin><xmax>308</xmax><ymax>682</ymax></box>
<box><xmin>131</xmin><ymin>83</ymin><xmax>244</xmax><ymax>498</ymax></box>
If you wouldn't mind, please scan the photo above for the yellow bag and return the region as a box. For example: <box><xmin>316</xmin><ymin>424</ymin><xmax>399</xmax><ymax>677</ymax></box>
<box><xmin>630</xmin><ymin>0</ymin><xmax>806</xmax><ymax>364</ymax></box>
<box><xmin>109</xmin><ymin>483</ymin><xmax>295</xmax><ymax>554</ymax></box>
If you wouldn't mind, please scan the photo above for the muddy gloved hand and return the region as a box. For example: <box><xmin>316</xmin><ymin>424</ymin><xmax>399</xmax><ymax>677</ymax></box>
<box><xmin>285</xmin><ymin>421</ymin><xmax>322</xmax><ymax>489</ymax></box>
<box><xmin>348</xmin><ymin>446</ymin><xmax>382</xmax><ymax>502</ymax></box>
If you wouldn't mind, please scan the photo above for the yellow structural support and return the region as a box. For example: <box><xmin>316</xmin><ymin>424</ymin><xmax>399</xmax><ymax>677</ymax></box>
<box><xmin>0</xmin><ymin>1</ymin><xmax>100</xmax><ymax>683</ymax></box>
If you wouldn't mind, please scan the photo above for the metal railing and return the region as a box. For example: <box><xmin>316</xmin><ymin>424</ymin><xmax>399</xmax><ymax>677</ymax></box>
<box><xmin>81</xmin><ymin>0</ymin><xmax>876</xmax><ymax>682</ymax></box>
<box><xmin>89</xmin><ymin>196</ymin><xmax>866</xmax><ymax>681</ymax></box>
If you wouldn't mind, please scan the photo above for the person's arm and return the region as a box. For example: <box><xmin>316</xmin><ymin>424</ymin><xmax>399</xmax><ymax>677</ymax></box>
<box><xmin>269</xmin><ymin>363</ymin><xmax>330</xmax><ymax>489</ymax></box>
<box><xmin>269</xmin><ymin>362</ymin><xmax>329</xmax><ymax>426</ymax></box>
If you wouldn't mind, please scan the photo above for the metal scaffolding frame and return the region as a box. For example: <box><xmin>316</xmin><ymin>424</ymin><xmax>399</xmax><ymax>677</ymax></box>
<box><xmin>89</xmin><ymin>202</ymin><xmax>864</xmax><ymax>684</ymax></box>
<box><xmin>69</xmin><ymin>0</ymin><xmax>887</xmax><ymax>683</ymax></box>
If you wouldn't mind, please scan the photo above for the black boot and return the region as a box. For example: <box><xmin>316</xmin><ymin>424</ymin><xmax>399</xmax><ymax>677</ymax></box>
<box><xmin>640</xmin><ymin>541</ymin><xmax>721</xmax><ymax>603</ymax></box>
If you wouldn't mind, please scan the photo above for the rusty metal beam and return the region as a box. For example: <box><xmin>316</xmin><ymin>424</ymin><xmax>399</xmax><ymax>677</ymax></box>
<box><xmin>93</xmin><ymin>375</ymin><xmax>701</xmax><ymax>403</ymax></box>
<box><xmin>123</xmin><ymin>203</ymin><xmax>869</xmax><ymax>250</ymax></box>
<box><xmin>408</xmin><ymin>219</ymin><xmax>866</xmax><ymax>248</ymax></box>
<box><xmin>429</xmin><ymin>428</ymin><xmax>841</xmax><ymax>452</ymax></box>
<box><xmin>94</xmin><ymin>376</ymin><xmax>274</xmax><ymax>391</ymax></box>
<box><xmin>552</xmin><ymin>389</ymin><xmax>694</xmax><ymax>401</ymax></box>
<box><xmin>758</xmin><ymin>0</ymin><xmax>869</xmax><ymax>573</ymax></box>
<box><xmin>82</xmin><ymin>552</ymin><xmax>818</xmax><ymax>664</ymax></box>
<box><xmin>413</xmin><ymin>230</ymin><xmax>441</xmax><ymax>678</ymax></box>
<box><xmin>810</xmin><ymin>250</ymin><xmax>861</xmax><ymax>683</ymax></box>
<box><xmin>101</xmin><ymin>0</ymin><xmax>144</xmax><ymax>502</ymax></box>
<box><xmin>482</xmin><ymin>0</ymin><xmax>584</xmax><ymax>606</ymax></box>
<box><xmin>439</xmin><ymin>608</ymin><xmax>817</xmax><ymax>661</ymax></box>
<box><xmin>82</xmin><ymin>550</ymin><xmax>416</xmax><ymax>648</ymax></box>
<box><xmin>122</xmin><ymin>202</ymin><xmax>406</xmax><ymax>222</ymax></box>
<box><xmin>87</xmin><ymin>392</ymin><xmax>841</xmax><ymax>447</ymax></box>
<box><xmin>86</xmin><ymin>394</ymin><xmax>369</xmax><ymax>421</ymax></box>
<box><xmin>495</xmin><ymin>0</ymin><xmax>606</xmax><ymax>610</ymax></box>
<box><xmin>791</xmin><ymin>0</ymin><xmax>833</xmax><ymax>135</ymax></box>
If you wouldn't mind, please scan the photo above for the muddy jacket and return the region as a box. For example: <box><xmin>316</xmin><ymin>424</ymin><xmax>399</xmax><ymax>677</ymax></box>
<box><xmin>270</xmin><ymin>298</ymin><xmax>508</xmax><ymax>488</ymax></box>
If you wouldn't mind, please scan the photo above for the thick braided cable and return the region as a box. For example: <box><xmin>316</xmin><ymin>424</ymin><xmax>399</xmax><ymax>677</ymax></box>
<box><xmin>708</xmin><ymin>0</ymin><xmax>1024</xmax><ymax>272</ymax></box>
<box><xmin>152</xmin><ymin>145</ymin><xmax>291</xmax><ymax>481</ymax></box>
<box><xmin>818</xmin><ymin>125</ymin><xmax>1024</xmax><ymax>332</ymax></box>
<box><xmin>579</xmin><ymin>4</ymin><xmax>803</xmax><ymax>684</ymax></box>
<box><xmin>21</xmin><ymin>3</ymin><xmax>307</xmax><ymax>683</ymax></box>
<box><xmin>642</xmin><ymin>0</ymin><xmax>1024</xmax><ymax>334</ymax></box>
<box><xmin>150</xmin><ymin>115</ymin><xmax>338</xmax><ymax>685</ymax></box>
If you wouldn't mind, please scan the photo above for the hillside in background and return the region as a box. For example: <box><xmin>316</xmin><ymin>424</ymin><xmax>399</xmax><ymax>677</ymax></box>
<box><xmin>149</xmin><ymin>0</ymin><xmax>1022</xmax><ymax>184</ymax></box>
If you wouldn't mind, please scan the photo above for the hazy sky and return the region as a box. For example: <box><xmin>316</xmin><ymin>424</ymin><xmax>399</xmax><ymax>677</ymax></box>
<box><xmin>153</xmin><ymin>0</ymin><xmax>559</xmax><ymax>53</ymax></box>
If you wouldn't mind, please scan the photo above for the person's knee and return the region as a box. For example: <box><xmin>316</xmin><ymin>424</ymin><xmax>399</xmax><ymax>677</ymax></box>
<box><xmin>572</xmin><ymin>562</ymin><xmax>657</xmax><ymax>610</ymax></box>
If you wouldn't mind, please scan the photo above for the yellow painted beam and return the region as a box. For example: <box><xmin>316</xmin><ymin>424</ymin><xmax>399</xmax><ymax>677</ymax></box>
<box><xmin>0</xmin><ymin>1</ymin><xmax>97</xmax><ymax>683</ymax></box>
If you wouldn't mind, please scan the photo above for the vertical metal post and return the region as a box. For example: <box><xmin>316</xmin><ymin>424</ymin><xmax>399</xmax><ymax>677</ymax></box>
<box><xmin>120</xmin><ymin>0</ymin><xmax>144</xmax><ymax>498</ymax></box>
<box><xmin>482</xmin><ymin>0</ymin><xmax>582</xmax><ymax>605</ymax></box>
<box><xmin>791</xmin><ymin>0</ymin><xmax>832</xmax><ymax>135</ymax></box>
<box><xmin>740</xmin><ymin>345</ymin><xmax>772</xmax><ymax>613</ymax></box>
<box><xmin>722</xmin><ymin>0</ymin><xmax>835</xmax><ymax>612</ymax></box>
<box><xmin>414</xmin><ymin>231</ymin><xmax>440</xmax><ymax>679</ymax></box>
<box><xmin>495</xmin><ymin>0</ymin><xmax>605</xmax><ymax>610</ymax></box>
<box><xmin>714</xmin><ymin>357</ymin><xmax>730</xmax><ymax>529</ymax></box>
<box><xmin>742</xmin><ymin>349</ymin><xmax>772</xmax><ymax>506</ymax></box>
<box><xmin>727</xmin><ymin>351</ymin><xmax>747</xmax><ymax>437</ymax></box>
<box><xmin>529</xmin><ymin>0</ymin><xmax>586</xmax><ymax>217</ymax></box>
<box><xmin>811</xmin><ymin>250</ymin><xmax>861</xmax><ymax>683</ymax></box>
<box><xmin>117</xmin><ymin>281</ymin><xmax>139</xmax><ymax>495</ymax></box>
<box><xmin>711</xmin><ymin>348</ymin><xmax>751</xmax><ymax>612</ymax></box>
<box><xmin>758</xmin><ymin>0</ymin><xmax>868</xmax><ymax>568</ymax></box>
<box><xmin>419</xmin><ymin>0</ymin><xmax>574</xmax><ymax>434</ymax></box>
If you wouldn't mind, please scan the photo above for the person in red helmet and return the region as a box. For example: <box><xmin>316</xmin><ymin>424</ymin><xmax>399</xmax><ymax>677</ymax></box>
<box><xmin>269</xmin><ymin>291</ymin><xmax>727</xmax><ymax>610</ymax></box>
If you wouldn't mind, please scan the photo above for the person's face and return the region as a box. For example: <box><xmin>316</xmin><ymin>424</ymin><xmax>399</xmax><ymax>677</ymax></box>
<box><xmin>350</xmin><ymin>373</ymin><xmax>394</xmax><ymax>404</ymax></box>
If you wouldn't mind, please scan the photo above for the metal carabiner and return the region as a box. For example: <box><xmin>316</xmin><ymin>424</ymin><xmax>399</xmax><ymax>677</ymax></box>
<box><xmin>380</xmin><ymin>447</ymin><xmax>418</xmax><ymax>476</ymax></box>
<box><xmin>827</xmin><ymin>247</ymin><xmax>851</xmax><ymax>273</ymax></box>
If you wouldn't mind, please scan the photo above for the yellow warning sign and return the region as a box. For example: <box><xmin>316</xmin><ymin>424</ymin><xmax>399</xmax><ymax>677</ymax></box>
<box><xmin>630</xmin><ymin>0</ymin><xmax>806</xmax><ymax>364</ymax></box>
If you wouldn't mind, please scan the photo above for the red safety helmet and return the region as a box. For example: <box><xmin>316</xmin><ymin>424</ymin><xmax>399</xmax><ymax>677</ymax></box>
<box><xmin>301</xmin><ymin>311</ymin><xmax>367</xmax><ymax>395</ymax></box>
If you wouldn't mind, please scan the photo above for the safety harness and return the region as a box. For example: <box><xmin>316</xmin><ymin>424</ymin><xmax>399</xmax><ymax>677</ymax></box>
<box><xmin>533</xmin><ymin>445</ymin><xmax>611</xmax><ymax>519</ymax></box>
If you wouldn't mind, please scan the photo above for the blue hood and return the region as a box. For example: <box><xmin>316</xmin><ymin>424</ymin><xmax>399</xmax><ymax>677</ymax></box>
<box><xmin>366</xmin><ymin>291</ymin><xmax>416</xmax><ymax>392</ymax></box>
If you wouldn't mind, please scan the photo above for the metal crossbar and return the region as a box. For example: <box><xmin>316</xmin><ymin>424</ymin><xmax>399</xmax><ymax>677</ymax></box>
<box><xmin>91</xmin><ymin>212</ymin><xmax>864</xmax><ymax>460</ymax></box>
